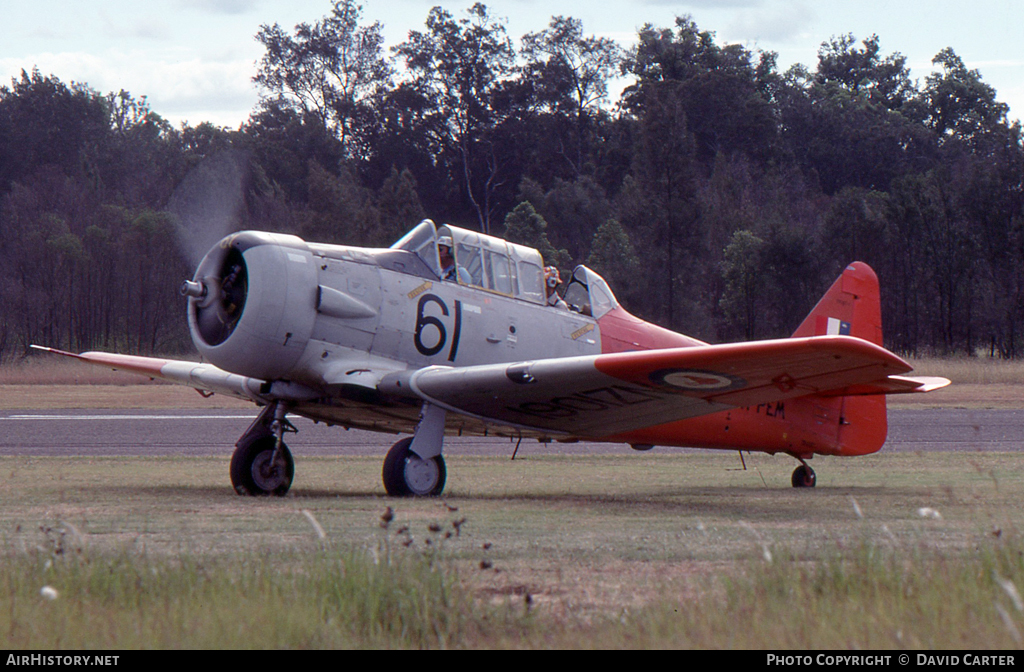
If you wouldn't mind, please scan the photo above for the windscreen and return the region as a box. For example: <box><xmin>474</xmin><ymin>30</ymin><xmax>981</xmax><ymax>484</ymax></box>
<box><xmin>390</xmin><ymin>219</ymin><xmax>441</xmax><ymax>277</ymax></box>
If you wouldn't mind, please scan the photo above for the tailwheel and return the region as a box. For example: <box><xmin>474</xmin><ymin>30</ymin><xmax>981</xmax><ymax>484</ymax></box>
<box><xmin>231</xmin><ymin>435</ymin><xmax>294</xmax><ymax>496</ymax></box>
<box><xmin>791</xmin><ymin>463</ymin><xmax>817</xmax><ymax>488</ymax></box>
<box><xmin>382</xmin><ymin>437</ymin><xmax>447</xmax><ymax>497</ymax></box>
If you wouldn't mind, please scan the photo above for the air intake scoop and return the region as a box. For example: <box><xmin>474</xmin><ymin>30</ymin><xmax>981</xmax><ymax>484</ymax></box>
<box><xmin>317</xmin><ymin>285</ymin><xmax>378</xmax><ymax>320</ymax></box>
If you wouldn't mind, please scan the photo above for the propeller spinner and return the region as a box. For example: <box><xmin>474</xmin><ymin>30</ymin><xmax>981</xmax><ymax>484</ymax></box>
<box><xmin>183</xmin><ymin>246</ymin><xmax>248</xmax><ymax>347</ymax></box>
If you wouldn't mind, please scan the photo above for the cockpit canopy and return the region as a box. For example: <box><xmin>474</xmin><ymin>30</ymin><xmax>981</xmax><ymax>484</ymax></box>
<box><xmin>392</xmin><ymin>220</ymin><xmax>547</xmax><ymax>304</ymax></box>
<box><xmin>391</xmin><ymin>219</ymin><xmax>618</xmax><ymax>317</ymax></box>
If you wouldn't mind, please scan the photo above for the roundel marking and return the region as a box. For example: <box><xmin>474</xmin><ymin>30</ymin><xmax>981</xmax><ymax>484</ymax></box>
<box><xmin>650</xmin><ymin>368</ymin><xmax>745</xmax><ymax>391</ymax></box>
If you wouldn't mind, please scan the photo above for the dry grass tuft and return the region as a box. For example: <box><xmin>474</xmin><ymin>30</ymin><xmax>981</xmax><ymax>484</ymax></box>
<box><xmin>888</xmin><ymin>356</ymin><xmax>1024</xmax><ymax>409</ymax></box>
<box><xmin>905</xmin><ymin>355</ymin><xmax>1024</xmax><ymax>385</ymax></box>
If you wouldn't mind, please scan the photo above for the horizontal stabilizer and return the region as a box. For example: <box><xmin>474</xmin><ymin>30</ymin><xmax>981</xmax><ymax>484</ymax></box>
<box><xmin>816</xmin><ymin>375</ymin><xmax>952</xmax><ymax>397</ymax></box>
<box><xmin>885</xmin><ymin>375</ymin><xmax>952</xmax><ymax>394</ymax></box>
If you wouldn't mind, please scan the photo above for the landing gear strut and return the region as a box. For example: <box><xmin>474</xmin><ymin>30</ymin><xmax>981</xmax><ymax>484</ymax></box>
<box><xmin>382</xmin><ymin>403</ymin><xmax>447</xmax><ymax>497</ymax></box>
<box><xmin>231</xmin><ymin>402</ymin><xmax>296</xmax><ymax>496</ymax></box>
<box><xmin>791</xmin><ymin>458</ymin><xmax>816</xmax><ymax>488</ymax></box>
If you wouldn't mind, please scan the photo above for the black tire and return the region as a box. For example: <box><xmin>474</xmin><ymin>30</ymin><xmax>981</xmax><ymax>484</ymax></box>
<box><xmin>382</xmin><ymin>437</ymin><xmax>447</xmax><ymax>497</ymax></box>
<box><xmin>791</xmin><ymin>464</ymin><xmax>817</xmax><ymax>488</ymax></box>
<box><xmin>230</xmin><ymin>435</ymin><xmax>294</xmax><ymax>496</ymax></box>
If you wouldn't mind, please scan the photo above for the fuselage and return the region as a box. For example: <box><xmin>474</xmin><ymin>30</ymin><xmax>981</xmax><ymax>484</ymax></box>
<box><xmin>185</xmin><ymin>226</ymin><xmax>883</xmax><ymax>458</ymax></box>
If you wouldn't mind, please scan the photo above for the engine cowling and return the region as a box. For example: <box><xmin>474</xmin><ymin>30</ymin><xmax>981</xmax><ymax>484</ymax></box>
<box><xmin>184</xmin><ymin>231</ymin><xmax>317</xmax><ymax>381</ymax></box>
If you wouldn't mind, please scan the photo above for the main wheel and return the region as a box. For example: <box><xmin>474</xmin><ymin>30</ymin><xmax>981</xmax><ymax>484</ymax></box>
<box><xmin>791</xmin><ymin>464</ymin><xmax>816</xmax><ymax>488</ymax></box>
<box><xmin>231</xmin><ymin>435</ymin><xmax>294</xmax><ymax>496</ymax></box>
<box><xmin>382</xmin><ymin>437</ymin><xmax>447</xmax><ymax>497</ymax></box>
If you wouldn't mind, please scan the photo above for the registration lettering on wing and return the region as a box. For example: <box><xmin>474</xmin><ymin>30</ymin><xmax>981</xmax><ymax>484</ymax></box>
<box><xmin>507</xmin><ymin>384</ymin><xmax>663</xmax><ymax>420</ymax></box>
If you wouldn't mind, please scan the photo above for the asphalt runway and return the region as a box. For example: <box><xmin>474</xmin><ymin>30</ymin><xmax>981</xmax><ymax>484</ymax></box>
<box><xmin>0</xmin><ymin>408</ymin><xmax>1020</xmax><ymax>457</ymax></box>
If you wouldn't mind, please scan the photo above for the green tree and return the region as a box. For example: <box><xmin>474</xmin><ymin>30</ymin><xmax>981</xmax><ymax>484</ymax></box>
<box><xmin>0</xmin><ymin>168</ymin><xmax>96</xmax><ymax>353</ymax></box>
<box><xmin>394</xmin><ymin>3</ymin><xmax>517</xmax><ymax>233</ymax></box>
<box><xmin>886</xmin><ymin>170</ymin><xmax>978</xmax><ymax>354</ymax></box>
<box><xmin>776</xmin><ymin>43</ymin><xmax>935</xmax><ymax>195</ymax></box>
<box><xmin>121</xmin><ymin>210</ymin><xmax>189</xmax><ymax>353</ymax></box>
<box><xmin>719</xmin><ymin>230</ymin><xmax>766</xmax><ymax>341</ymax></box>
<box><xmin>303</xmin><ymin>160</ymin><xmax>380</xmax><ymax>245</ymax></box>
<box><xmin>629</xmin><ymin>83</ymin><xmax>700</xmax><ymax>329</ymax></box>
<box><xmin>520</xmin><ymin>16</ymin><xmax>621</xmax><ymax>175</ymax></box>
<box><xmin>243</xmin><ymin>98</ymin><xmax>345</xmax><ymax>205</ymax></box>
<box><xmin>821</xmin><ymin>187</ymin><xmax>890</xmax><ymax>266</ymax></box>
<box><xmin>923</xmin><ymin>47</ymin><xmax>1009</xmax><ymax>143</ymax></box>
<box><xmin>254</xmin><ymin>0</ymin><xmax>391</xmax><ymax>154</ymax></box>
<box><xmin>361</xmin><ymin>82</ymin><xmax>444</xmax><ymax>209</ymax></box>
<box><xmin>502</xmin><ymin>201</ymin><xmax>570</xmax><ymax>268</ymax></box>
<box><xmin>102</xmin><ymin>89</ymin><xmax>180</xmax><ymax>209</ymax></box>
<box><xmin>586</xmin><ymin>218</ymin><xmax>640</xmax><ymax>308</ymax></box>
<box><xmin>376</xmin><ymin>166</ymin><xmax>426</xmax><ymax>245</ymax></box>
<box><xmin>622</xmin><ymin>16</ymin><xmax>778</xmax><ymax>168</ymax></box>
<box><xmin>535</xmin><ymin>175</ymin><xmax>611</xmax><ymax>260</ymax></box>
<box><xmin>0</xmin><ymin>69</ymin><xmax>109</xmax><ymax>194</ymax></box>
<box><xmin>815</xmin><ymin>34</ymin><xmax>916</xmax><ymax>111</ymax></box>
<box><xmin>758</xmin><ymin>224</ymin><xmax>821</xmax><ymax>336</ymax></box>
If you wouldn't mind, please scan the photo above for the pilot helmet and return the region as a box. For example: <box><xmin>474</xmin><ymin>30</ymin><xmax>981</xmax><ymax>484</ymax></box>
<box><xmin>544</xmin><ymin>266</ymin><xmax>561</xmax><ymax>288</ymax></box>
<box><xmin>438</xmin><ymin>235</ymin><xmax>454</xmax><ymax>250</ymax></box>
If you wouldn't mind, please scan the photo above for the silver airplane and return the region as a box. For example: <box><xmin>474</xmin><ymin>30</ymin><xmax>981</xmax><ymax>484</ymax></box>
<box><xmin>36</xmin><ymin>219</ymin><xmax>948</xmax><ymax>496</ymax></box>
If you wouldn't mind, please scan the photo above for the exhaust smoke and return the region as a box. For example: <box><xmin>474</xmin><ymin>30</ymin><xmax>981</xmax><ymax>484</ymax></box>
<box><xmin>167</xmin><ymin>150</ymin><xmax>251</xmax><ymax>266</ymax></box>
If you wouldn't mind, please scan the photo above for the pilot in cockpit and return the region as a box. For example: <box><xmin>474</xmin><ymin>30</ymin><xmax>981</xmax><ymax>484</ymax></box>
<box><xmin>544</xmin><ymin>266</ymin><xmax>569</xmax><ymax>310</ymax></box>
<box><xmin>438</xmin><ymin>236</ymin><xmax>471</xmax><ymax>283</ymax></box>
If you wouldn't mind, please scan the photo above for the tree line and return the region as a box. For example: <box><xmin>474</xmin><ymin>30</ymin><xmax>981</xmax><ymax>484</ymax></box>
<box><xmin>1</xmin><ymin>1</ymin><xmax>1022</xmax><ymax>362</ymax></box>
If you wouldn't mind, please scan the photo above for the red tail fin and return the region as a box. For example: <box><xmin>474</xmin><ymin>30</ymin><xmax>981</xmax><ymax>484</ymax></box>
<box><xmin>793</xmin><ymin>262</ymin><xmax>888</xmax><ymax>456</ymax></box>
<box><xmin>791</xmin><ymin>262</ymin><xmax>883</xmax><ymax>346</ymax></box>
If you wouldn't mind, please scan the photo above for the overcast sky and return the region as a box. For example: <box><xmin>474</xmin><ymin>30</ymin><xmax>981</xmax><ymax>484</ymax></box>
<box><xmin>2</xmin><ymin>0</ymin><xmax>1021</xmax><ymax>129</ymax></box>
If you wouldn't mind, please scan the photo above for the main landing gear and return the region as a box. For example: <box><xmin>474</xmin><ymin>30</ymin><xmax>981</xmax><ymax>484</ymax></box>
<box><xmin>382</xmin><ymin>403</ymin><xmax>448</xmax><ymax>497</ymax></box>
<box><xmin>790</xmin><ymin>457</ymin><xmax>816</xmax><ymax>488</ymax></box>
<box><xmin>382</xmin><ymin>437</ymin><xmax>447</xmax><ymax>496</ymax></box>
<box><xmin>231</xmin><ymin>402</ymin><xmax>296</xmax><ymax>496</ymax></box>
<box><xmin>228</xmin><ymin>401</ymin><xmax>448</xmax><ymax>497</ymax></box>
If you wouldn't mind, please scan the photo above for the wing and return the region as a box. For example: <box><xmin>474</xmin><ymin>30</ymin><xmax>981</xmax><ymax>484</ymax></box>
<box><xmin>29</xmin><ymin>346</ymin><xmax>319</xmax><ymax>403</ymax></box>
<box><xmin>381</xmin><ymin>336</ymin><xmax>935</xmax><ymax>437</ymax></box>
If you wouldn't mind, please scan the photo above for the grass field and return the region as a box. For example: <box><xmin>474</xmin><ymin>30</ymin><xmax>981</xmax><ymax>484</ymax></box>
<box><xmin>2</xmin><ymin>355</ymin><xmax>1024</xmax><ymax>648</ymax></box>
<box><xmin>2</xmin><ymin>451</ymin><xmax>1024</xmax><ymax>648</ymax></box>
